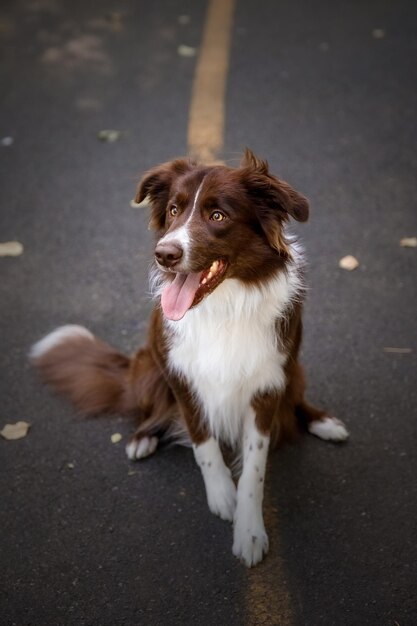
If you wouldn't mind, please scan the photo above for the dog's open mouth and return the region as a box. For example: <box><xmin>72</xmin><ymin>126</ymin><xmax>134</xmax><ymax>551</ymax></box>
<box><xmin>161</xmin><ymin>259</ymin><xmax>227</xmax><ymax>321</ymax></box>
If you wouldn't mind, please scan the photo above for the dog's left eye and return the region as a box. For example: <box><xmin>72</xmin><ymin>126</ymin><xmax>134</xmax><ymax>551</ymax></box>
<box><xmin>210</xmin><ymin>211</ymin><xmax>226</xmax><ymax>222</ymax></box>
<box><xmin>170</xmin><ymin>205</ymin><xmax>179</xmax><ymax>217</ymax></box>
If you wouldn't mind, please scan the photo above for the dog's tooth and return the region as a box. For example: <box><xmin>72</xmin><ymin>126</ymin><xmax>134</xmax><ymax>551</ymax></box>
<box><xmin>202</xmin><ymin>277</ymin><xmax>207</xmax><ymax>285</ymax></box>
<box><xmin>211</xmin><ymin>261</ymin><xmax>219</xmax><ymax>273</ymax></box>
<box><xmin>207</xmin><ymin>271</ymin><xmax>213</xmax><ymax>280</ymax></box>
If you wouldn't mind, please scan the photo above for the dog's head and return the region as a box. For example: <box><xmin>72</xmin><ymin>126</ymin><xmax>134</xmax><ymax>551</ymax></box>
<box><xmin>136</xmin><ymin>149</ymin><xmax>309</xmax><ymax>321</ymax></box>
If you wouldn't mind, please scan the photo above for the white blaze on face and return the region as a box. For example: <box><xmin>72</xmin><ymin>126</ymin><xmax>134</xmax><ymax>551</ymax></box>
<box><xmin>157</xmin><ymin>178</ymin><xmax>210</xmax><ymax>321</ymax></box>
<box><xmin>157</xmin><ymin>177</ymin><xmax>206</xmax><ymax>261</ymax></box>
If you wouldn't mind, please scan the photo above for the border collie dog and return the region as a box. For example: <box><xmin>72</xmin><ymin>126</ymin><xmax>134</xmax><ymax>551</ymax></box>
<box><xmin>31</xmin><ymin>149</ymin><xmax>348</xmax><ymax>567</ymax></box>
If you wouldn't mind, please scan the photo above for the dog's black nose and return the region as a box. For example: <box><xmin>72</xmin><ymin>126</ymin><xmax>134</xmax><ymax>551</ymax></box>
<box><xmin>155</xmin><ymin>242</ymin><xmax>183</xmax><ymax>268</ymax></box>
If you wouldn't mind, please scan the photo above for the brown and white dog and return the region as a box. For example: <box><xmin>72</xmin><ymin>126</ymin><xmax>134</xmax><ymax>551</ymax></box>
<box><xmin>31</xmin><ymin>149</ymin><xmax>348</xmax><ymax>567</ymax></box>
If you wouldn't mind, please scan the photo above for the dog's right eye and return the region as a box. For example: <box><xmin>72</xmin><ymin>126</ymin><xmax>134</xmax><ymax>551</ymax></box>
<box><xmin>169</xmin><ymin>205</ymin><xmax>178</xmax><ymax>217</ymax></box>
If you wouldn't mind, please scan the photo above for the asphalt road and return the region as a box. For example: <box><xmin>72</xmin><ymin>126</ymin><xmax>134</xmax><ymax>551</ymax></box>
<box><xmin>1</xmin><ymin>1</ymin><xmax>416</xmax><ymax>625</ymax></box>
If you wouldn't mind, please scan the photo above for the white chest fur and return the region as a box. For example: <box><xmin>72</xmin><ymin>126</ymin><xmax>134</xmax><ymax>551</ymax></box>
<box><xmin>165</xmin><ymin>263</ymin><xmax>303</xmax><ymax>446</ymax></box>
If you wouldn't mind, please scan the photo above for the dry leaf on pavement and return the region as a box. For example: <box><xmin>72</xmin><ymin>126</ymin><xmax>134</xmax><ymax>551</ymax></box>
<box><xmin>106</xmin><ymin>12</ymin><xmax>124</xmax><ymax>32</ymax></box>
<box><xmin>0</xmin><ymin>241</ymin><xmax>24</xmax><ymax>256</ymax></box>
<box><xmin>372</xmin><ymin>28</ymin><xmax>385</xmax><ymax>39</ymax></box>
<box><xmin>130</xmin><ymin>198</ymin><xmax>147</xmax><ymax>208</ymax></box>
<box><xmin>97</xmin><ymin>129</ymin><xmax>122</xmax><ymax>142</ymax></box>
<box><xmin>178</xmin><ymin>45</ymin><xmax>196</xmax><ymax>57</ymax></box>
<box><xmin>1</xmin><ymin>421</ymin><xmax>31</xmax><ymax>440</ymax></box>
<box><xmin>111</xmin><ymin>433</ymin><xmax>122</xmax><ymax>443</ymax></box>
<box><xmin>339</xmin><ymin>255</ymin><xmax>359</xmax><ymax>271</ymax></box>
<box><xmin>400</xmin><ymin>237</ymin><xmax>417</xmax><ymax>248</ymax></box>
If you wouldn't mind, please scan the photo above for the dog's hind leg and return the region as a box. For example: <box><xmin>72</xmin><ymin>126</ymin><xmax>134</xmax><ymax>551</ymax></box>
<box><xmin>125</xmin><ymin>411</ymin><xmax>190</xmax><ymax>460</ymax></box>
<box><xmin>125</xmin><ymin>411</ymin><xmax>166</xmax><ymax>460</ymax></box>
<box><xmin>280</xmin><ymin>359</ymin><xmax>349</xmax><ymax>443</ymax></box>
<box><xmin>125</xmin><ymin>348</ymin><xmax>180</xmax><ymax>460</ymax></box>
<box><xmin>126</xmin><ymin>430</ymin><xmax>159</xmax><ymax>460</ymax></box>
<box><xmin>296</xmin><ymin>400</ymin><xmax>349</xmax><ymax>442</ymax></box>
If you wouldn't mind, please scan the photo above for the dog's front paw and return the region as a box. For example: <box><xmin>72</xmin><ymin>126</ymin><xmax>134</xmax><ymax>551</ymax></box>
<box><xmin>206</xmin><ymin>474</ymin><xmax>237</xmax><ymax>522</ymax></box>
<box><xmin>232</xmin><ymin>507</ymin><xmax>269</xmax><ymax>567</ymax></box>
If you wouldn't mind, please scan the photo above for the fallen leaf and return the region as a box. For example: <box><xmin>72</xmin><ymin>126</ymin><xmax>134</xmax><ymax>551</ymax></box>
<box><xmin>130</xmin><ymin>198</ymin><xmax>148</xmax><ymax>208</ymax></box>
<box><xmin>178</xmin><ymin>44</ymin><xmax>196</xmax><ymax>57</ymax></box>
<box><xmin>76</xmin><ymin>97</ymin><xmax>102</xmax><ymax>112</ymax></box>
<box><xmin>0</xmin><ymin>241</ymin><xmax>24</xmax><ymax>256</ymax></box>
<box><xmin>339</xmin><ymin>255</ymin><xmax>359</xmax><ymax>271</ymax></box>
<box><xmin>372</xmin><ymin>28</ymin><xmax>385</xmax><ymax>39</ymax></box>
<box><xmin>111</xmin><ymin>432</ymin><xmax>122</xmax><ymax>443</ymax></box>
<box><xmin>106</xmin><ymin>12</ymin><xmax>124</xmax><ymax>32</ymax></box>
<box><xmin>400</xmin><ymin>237</ymin><xmax>417</xmax><ymax>248</ymax></box>
<box><xmin>383</xmin><ymin>347</ymin><xmax>412</xmax><ymax>354</ymax></box>
<box><xmin>1</xmin><ymin>421</ymin><xmax>31</xmax><ymax>440</ymax></box>
<box><xmin>97</xmin><ymin>129</ymin><xmax>122</xmax><ymax>142</ymax></box>
<box><xmin>1</xmin><ymin>136</ymin><xmax>14</xmax><ymax>146</ymax></box>
<box><xmin>66</xmin><ymin>462</ymin><xmax>75</xmax><ymax>469</ymax></box>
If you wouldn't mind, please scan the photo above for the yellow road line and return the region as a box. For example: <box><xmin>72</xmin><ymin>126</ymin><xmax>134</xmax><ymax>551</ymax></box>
<box><xmin>188</xmin><ymin>2</ymin><xmax>294</xmax><ymax>621</ymax></box>
<box><xmin>246</xmin><ymin>486</ymin><xmax>294</xmax><ymax>626</ymax></box>
<box><xmin>187</xmin><ymin>0</ymin><xmax>236</xmax><ymax>163</ymax></box>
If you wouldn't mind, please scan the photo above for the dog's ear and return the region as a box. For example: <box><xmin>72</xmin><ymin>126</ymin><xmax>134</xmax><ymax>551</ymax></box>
<box><xmin>241</xmin><ymin>148</ymin><xmax>309</xmax><ymax>255</ymax></box>
<box><xmin>241</xmin><ymin>148</ymin><xmax>309</xmax><ymax>223</ymax></box>
<box><xmin>135</xmin><ymin>158</ymin><xmax>193</xmax><ymax>230</ymax></box>
<box><xmin>240</xmin><ymin>148</ymin><xmax>270</xmax><ymax>175</ymax></box>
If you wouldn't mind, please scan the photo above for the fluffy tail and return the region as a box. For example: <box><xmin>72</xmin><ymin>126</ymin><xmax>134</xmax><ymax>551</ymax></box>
<box><xmin>30</xmin><ymin>325</ymin><xmax>138</xmax><ymax>416</ymax></box>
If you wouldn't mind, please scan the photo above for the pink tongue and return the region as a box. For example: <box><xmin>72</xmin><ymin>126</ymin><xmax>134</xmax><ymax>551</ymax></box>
<box><xmin>161</xmin><ymin>272</ymin><xmax>203</xmax><ymax>321</ymax></box>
